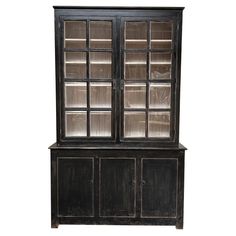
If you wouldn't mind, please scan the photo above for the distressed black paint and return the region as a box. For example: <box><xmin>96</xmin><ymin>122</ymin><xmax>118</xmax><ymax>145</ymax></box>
<box><xmin>50</xmin><ymin>6</ymin><xmax>186</xmax><ymax>229</ymax></box>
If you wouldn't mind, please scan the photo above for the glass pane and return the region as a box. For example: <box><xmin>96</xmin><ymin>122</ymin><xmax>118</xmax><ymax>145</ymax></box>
<box><xmin>150</xmin><ymin>53</ymin><xmax>171</xmax><ymax>80</ymax></box>
<box><xmin>90</xmin><ymin>112</ymin><xmax>111</xmax><ymax>137</ymax></box>
<box><xmin>124</xmin><ymin>83</ymin><xmax>146</xmax><ymax>108</ymax></box>
<box><xmin>65</xmin><ymin>82</ymin><xmax>87</xmax><ymax>108</ymax></box>
<box><xmin>125</xmin><ymin>52</ymin><xmax>147</xmax><ymax>80</ymax></box>
<box><xmin>90</xmin><ymin>52</ymin><xmax>112</xmax><ymax>79</ymax></box>
<box><xmin>151</xmin><ymin>21</ymin><xmax>172</xmax><ymax>49</ymax></box>
<box><xmin>90</xmin><ymin>82</ymin><xmax>111</xmax><ymax>108</ymax></box>
<box><xmin>64</xmin><ymin>21</ymin><xmax>86</xmax><ymax>48</ymax></box>
<box><xmin>90</xmin><ymin>21</ymin><xmax>112</xmax><ymax>48</ymax></box>
<box><xmin>124</xmin><ymin>112</ymin><xmax>145</xmax><ymax>138</ymax></box>
<box><xmin>148</xmin><ymin>112</ymin><xmax>170</xmax><ymax>137</ymax></box>
<box><xmin>149</xmin><ymin>83</ymin><xmax>171</xmax><ymax>109</ymax></box>
<box><xmin>64</xmin><ymin>52</ymin><xmax>86</xmax><ymax>79</ymax></box>
<box><xmin>65</xmin><ymin>111</ymin><xmax>87</xmax><ymax>137</ymax></box>
<box><xmin>125</xmin><ymin>22</ymin><xmax>147</xmax><ymax>49</ymax></box>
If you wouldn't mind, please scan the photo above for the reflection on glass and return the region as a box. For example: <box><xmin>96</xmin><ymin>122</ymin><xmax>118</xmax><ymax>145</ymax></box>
<box><xmin>65</xmin><ymin>111</ymin><xmax>87</xmax><ymax>137</ymax></box>
<box><xmin>150</xmin><ymin>53</ymin><xmax>171</xmax><ymax>80</ymax></box>
<box><xmin>64</xmin><ymin>21</ymin><xmax>86</xmax><ymax>48</ymax></box>
<box><xmin>90</xmin><ymin>82</ymin><xmax>111</xmax><ymax>108</ymax></box>
<box><xmin>65</xmin><ymin>82</ymin><xmax>87</xmax><ymax>108</ymax></box>
<box><xmin>148</xmin><ymin>112</ymin><xmax>170</xmax><ymax>137</ymax></box>
<box><xmin>149</xmin><ymin>83</ymin><xmax>171</xmax><ymax>108</ymax></box>
<box><xmin>90</xmin><ymin>112</ymin><xmax>111</xmax><ymax>137</ymax></box>
<box><xmin>90</xmin><ymin>52</ymin><xmax>112</xmax><ymax>79</ymax></box>
<box><xmin>124</xmin><ymin>112</ymin><xmax>145</xmax><ymax>138</ymax></box>
<box><xmin>125</xmin><ymin>52</ymin><xmax>147</xmax><ymax>80</ymax></box>
<box><xmin>90</xmin><ymin>21</ymin><xmax>112</xmax><ymax>48</ymax></box>
<box><xmin>151</xmin><ymin>21</ymin><xmax>172</xmax><ymax>49</ymax></box>
<box><xmin>124</xmin><ymin>83</ymin><xmax>146</xmax><ymax>108</ymax></box>
<box><xmin>125</xmin><ymin>22</ymin><xmax>147</xmax><ymax>49</ymax></box>
<box><xmin>64</xmin><ymin>52</ymin><xmax>86</xmax><ymax>79</ymax></box>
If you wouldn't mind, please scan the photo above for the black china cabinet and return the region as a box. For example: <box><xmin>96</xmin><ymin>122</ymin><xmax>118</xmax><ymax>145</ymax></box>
<box><xmin>49</xmin><ymin>6</ymin><xmax>186</xmax><ymax>229</ymax></box>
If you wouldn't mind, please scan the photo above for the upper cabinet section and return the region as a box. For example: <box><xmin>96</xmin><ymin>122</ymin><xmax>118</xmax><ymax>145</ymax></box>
<box><xmin>54</xmin><ymin>7</ymin><xmax>183</xmax><ymax>145</ymax></box>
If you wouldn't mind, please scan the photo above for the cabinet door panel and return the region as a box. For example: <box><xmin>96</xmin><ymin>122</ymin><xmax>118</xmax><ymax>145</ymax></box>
<box><xmin>141</xmin><ymin>159</ymin><xmax>177</xmax><ymax>217</ymax></box>
<box><xmin>122</xmin><ymin>18</ymin><xmax>175</xmax><ymax>141</ymax></box>
<box><xmin>58</xmin><ymin>158</ymin><xmax>94</xmax><ymax>216</ymax></box>
<box><xmin>100</xmin><ymin>159</ymin><xmax>135</xmax><ymax>217</ymax></box>
<box><xmin>62</xmin><ymin>18</ymin><xmax>116</xmax><ymax>141</ymax></box>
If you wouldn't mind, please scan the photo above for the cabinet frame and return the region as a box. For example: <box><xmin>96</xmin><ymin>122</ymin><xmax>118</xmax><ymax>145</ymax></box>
<box><xmin>51</xmin><ymin>6</ymin><xmax>186</xmax><ymax>229</ymax></box>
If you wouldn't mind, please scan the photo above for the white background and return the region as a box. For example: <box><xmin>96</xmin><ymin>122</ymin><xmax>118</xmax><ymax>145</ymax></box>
<box><xmin>0</xmin><ymin>0</ymin><xmax>236</xmax><ymax>235</ymax></box>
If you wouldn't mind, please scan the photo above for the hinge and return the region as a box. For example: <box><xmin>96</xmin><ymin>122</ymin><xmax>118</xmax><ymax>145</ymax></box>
<box><xmin>120</xmin><ymin>80</ymin><xmax>124</xmax><ymax>90</ymax></box>
<box><xmin>113</xmin><ymin>80</ymin><xmax>116</xmax><ymax>90</ymax></box>
<box><xmin>177</xmin><ymin>22</ymin><xmax>180</xmax><ymax>31</ymax></box>
<box><xmin>173</xmin><ymin>78</ymin><xmax>177</xmax><ymax>84</ymax></box>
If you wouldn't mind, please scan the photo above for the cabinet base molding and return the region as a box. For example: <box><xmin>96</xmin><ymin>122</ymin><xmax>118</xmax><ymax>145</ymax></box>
<box><xmin>50</xmin><ymin>144</ymin><xmax>186</xmax><ymax>229</ymax></box>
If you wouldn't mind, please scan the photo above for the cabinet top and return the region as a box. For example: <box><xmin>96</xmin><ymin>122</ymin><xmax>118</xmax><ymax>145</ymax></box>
<box><xmin>53</xmin><ymin>6</ymin><xmax>184</xmax><ymax>10</ymax></box>
<box><xmin>49</xmin><ymin>143</ymin><xmax>187</xmax><ymax>150</ymax></box>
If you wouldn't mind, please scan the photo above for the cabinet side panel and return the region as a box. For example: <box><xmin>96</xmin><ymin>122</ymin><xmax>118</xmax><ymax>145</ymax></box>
<box><xmin>100</xmin><ymin>158</ymin><xmax>135</xmax><ymax>217</ymax></box>
<box><xmin>51</xmin><ymin>151</ymin><xmax>59</xmax><ymax>228</ymax></box>
<box><xmin>58</xmin><ymin>158</ymin><xmax>94</xmax><ymax>216</ymax></box>
<box><xmin>141</xmin><ymin>158</ymin><xmax>177</xmax><ymax>217</ymax></box>
<box><xmin>176</xmin><ymin>153</ymin><xmax>185</xmax><ymax>229</ymax></box>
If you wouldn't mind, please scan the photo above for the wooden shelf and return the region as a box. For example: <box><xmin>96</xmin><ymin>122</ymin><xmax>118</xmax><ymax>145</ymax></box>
<box><xmin>150</xmin><ymin>83</ymin><xmax>171</xmax><ymax>87</ymax></box>
<box><xmin>148</xmin><ymin>121</ymin><xmax>169</xmax><ymax>125</ymax></box>
<box><xmin>90</xmin><ymin>83</ymin><xmax>111</xmax><ymax>86</ymax></box>
<box><xmin>65</xmin><ymin>82</ymin><xmax>86</xmax><ymax>86</ymax></box>
<box><xmin>65</xmin><ymin>38</ymin><xmax>112</xmax><ymax>41</ymax></box>
<box><xmin>65</xmin><ymin>61</ymin><xmax>86</xmax><ymax>64</ymax></box>
<box><xmin>125</xmin><ymin>39</ymin><xmax>172</xmax><ymax>42</ymax></box>
<box><xmin>65</xmin><ymin>61</ymin><xmax>111</xmax><ymax>64</ymax></box>
<box><xmin>90</xmin><ymin>61</ymin><xmax>112</xmax><ymax>64</ymax></box>
<box><xmin>151</xmin><ymin>39</ymin><xmax>172</xmax><ymax>42</ymax></box>
<box><xmin>125</xmin><ymin>62</ymin><xmax>146</xmax><ymax>65</ymax></box>
<box><xmin>90</xmin><ymin>39</ymin><xmax>112</xmax><ymax>42</ymax></box>
<box><xmin>125</xmin><ymin>39</ymin><xmax>147</xmax><ymax>42</ymax></box>
<box><xmin>125</xmin><ymin>83</ymin><xmax>146</xmax><ymax>87</ymax></box>
<box><xmin>125</xmin><ymin>62</ymin><xmax>171</xmax><ymax>65</ymax></box>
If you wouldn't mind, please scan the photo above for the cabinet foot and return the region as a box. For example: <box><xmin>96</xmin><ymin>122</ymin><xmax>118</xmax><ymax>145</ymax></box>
<box><xmin>176</xmin><ymin>220</ymin><xmax>183</xmax><ymax>229</ymax></box>
<box><xmin>51</xmin><ymin>222</ymin><xmax>59</xmax><ymax>228</ymax></box>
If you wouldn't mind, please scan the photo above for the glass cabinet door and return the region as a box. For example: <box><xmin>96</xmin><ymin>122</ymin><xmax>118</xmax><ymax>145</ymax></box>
<box><xmin>63</xmin><ymin>20</ymin><xmax>114</xmax><ymax>139</ymax></box>
<box><xmin>123</xmin><ymin>20</ymin><xmax>173</xmax><ymax>139</ymax></box>
<box><xmin>61</xmin><ymin>17</ymin><xmax>175</xmax><ymax>142</ymax></box>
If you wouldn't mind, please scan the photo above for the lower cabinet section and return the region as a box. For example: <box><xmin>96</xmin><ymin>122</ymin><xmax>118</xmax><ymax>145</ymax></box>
<box><xmin>51</xmin><ymin>148</ymin><xmax>185</xmax><ymax>228</ymax></box>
